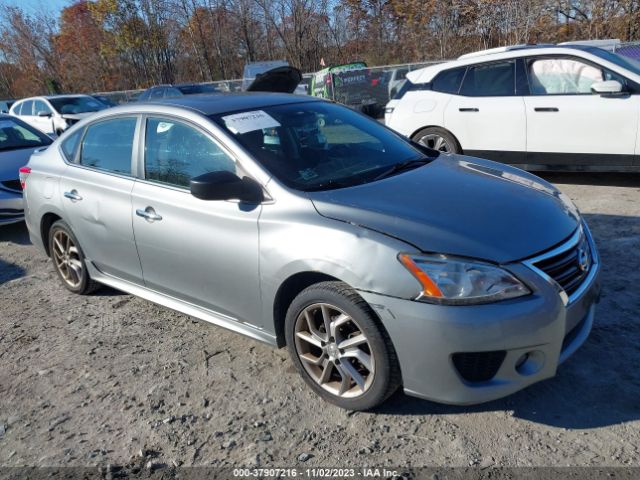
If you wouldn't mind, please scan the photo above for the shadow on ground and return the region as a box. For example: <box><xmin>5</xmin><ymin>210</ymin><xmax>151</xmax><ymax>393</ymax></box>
<box><xmin>538</xmin><ymin>171</ymin><xmax>640</xmax><ymax>187</ymax></box>
<box><xmin>0</xmin><ymin>221</ymin><xmax>30</xmax><ymax>246</ymax></box>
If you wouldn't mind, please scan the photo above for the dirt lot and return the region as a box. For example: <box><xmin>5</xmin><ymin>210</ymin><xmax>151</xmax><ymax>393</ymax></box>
<box><xmin>0</xmin><ymin>173</ymin><xmax>639</xmax><ymax>472</ymax></box>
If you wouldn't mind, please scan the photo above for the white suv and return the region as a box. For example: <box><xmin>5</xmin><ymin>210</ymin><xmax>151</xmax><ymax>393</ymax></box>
<box><xmin>385</xmin><ymin>44</ymin><xmax>640</xmax><ymax>171</ymax></box>
<box><xmin>10</xmin><ymin>95</ymin><xmax>108</xmax><ymax>137</ymax></box>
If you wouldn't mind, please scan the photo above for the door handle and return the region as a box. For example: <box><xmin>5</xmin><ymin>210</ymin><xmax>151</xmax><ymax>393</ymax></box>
<box><xmin>459</xmin><ymin>108</ymin><xmax>479</xmax><ymax>112</ymax></box>
<box><xmin>63</xmin><ymin>190</ymin><xmax>82</xmax><ymax>201</ymax></box>
<box><xmin>534</xmin><ymin>107</ymin><xmax>559</xmax><ymax>112</ymax></box>
<box><xmin>136</xmin><ymin>207</ymin><xmax>163</xmax><ymax>222</ymax></box>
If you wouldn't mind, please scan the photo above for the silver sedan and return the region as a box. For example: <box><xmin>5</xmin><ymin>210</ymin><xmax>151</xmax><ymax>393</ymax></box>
<box><xmin>21</xmin><ymin>94</ymin><xmax>600</xmax><ymax>410</ymax></box>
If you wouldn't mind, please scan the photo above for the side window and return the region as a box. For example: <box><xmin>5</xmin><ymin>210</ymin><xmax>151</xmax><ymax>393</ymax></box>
<box><xmin>144</xmin><ymin>117</ymin><xmax>236</xmax><ymax>188</ymax></box>
<box><xmin>149</xmin><ymin>88</ymin><xmax>164</xmax><ymax>100</ymax></box>
<box><xmin>79</xmin><ymin>117</ymin><xmax>137</xmax><ymax>175</ymax></box>
<box><xmin>12</xmin><ymin>102</ymin><xmax>23</xmax><ymax>115</ymax></box>
<box><xmin>61</xmin><ymin>129</ymin><xmax>83</xmax><ymax>162</ymax></box>
<box><xmin>163</xmin><ymin>87</ymin><xmax>182</xmax><ymax>98</ymax></box>
<box><xmin>460</xmin><ymin>61</ymin><xmax>515</xmax><ymax>96</ymax></box>
<box><xmin>432</xmin><ymin>67</ymin><xmax>466</xmax><ymax>94</ymax></box>
<box><xmin>528</xmin><ymin>58</ymin><xmax>603</xmax><ymax>95</ymax></box>
<box><xmin>21</xmin><ymin>100</ymin><xmax>34</xmax><ymax>116</ymax></box>
<box><xmin>34</xmin><ymin>100</ymin><xmax>52</xmax><ymax>115</ymax></box>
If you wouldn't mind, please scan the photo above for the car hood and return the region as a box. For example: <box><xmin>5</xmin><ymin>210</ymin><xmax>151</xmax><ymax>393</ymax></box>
<box><xmin>246</xmin><ymin>66</ymin><xmax>303</xmax><ymax>93</ymax></box>
<box><xmin>308</xmin><ymin>155</ymin><xmax>580</xmax><ymax>264</ymax></box>
<box><xmin>0</xmin><ymin>146</ymin><xmax>44</xmax><ymax>182</ymax></box>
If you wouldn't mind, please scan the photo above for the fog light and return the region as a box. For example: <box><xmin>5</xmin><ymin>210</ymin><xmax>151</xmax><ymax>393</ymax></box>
<box><xmin>515</xmin><ymin>350</ymin><xmax>544</xmax><ymax>376</ymax></box>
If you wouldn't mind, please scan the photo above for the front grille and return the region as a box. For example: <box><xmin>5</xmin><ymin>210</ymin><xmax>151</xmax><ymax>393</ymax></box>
<box><xmin>1</xmin><ymin>179</ymin><xmax>21</xmax><ymax>192</ymax></box>
<box><xmin>452</xmin><ymin>350</ymin><xmax>506</xmax><ymax>383</ymax></box>
<box><xmin>532</xmin><ymin>231</ymin><xmax>592</xmax><ymax>298</ymax></box>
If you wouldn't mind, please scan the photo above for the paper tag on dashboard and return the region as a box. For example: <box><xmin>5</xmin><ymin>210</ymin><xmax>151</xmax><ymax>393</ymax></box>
<box><xmin>222</xmin><ymin>110</ymin><xmax>280</xmax><ymax>134</ymax></box>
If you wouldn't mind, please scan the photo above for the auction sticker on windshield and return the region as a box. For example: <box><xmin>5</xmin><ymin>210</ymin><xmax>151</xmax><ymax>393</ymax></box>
<box><xmin>222</xmin><ymin>110</ymin><xmax>280</xmax><ymax>134</ymax></box>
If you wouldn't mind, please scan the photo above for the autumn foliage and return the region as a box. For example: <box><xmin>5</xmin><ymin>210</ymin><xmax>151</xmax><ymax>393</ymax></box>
<box><xmin>1</xmin><ymin>0</ymin><xmax>639</xmax><ymax>98</ymax></box>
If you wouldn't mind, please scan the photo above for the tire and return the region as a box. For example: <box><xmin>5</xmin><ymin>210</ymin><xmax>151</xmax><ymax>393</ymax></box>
<box><xmin>411</xmin><ymin>127</ymin><xmax>461</xmax><ymax>154</ymax></box>
<box><xmin>48</xmin><ymin>220</ymin><xmax>100</xmax><ymax>295</ymax></box>
<box><xmin>285</xmin><ymin>281</ymin><xmax>401</xmax><ymax>410</ymax></box>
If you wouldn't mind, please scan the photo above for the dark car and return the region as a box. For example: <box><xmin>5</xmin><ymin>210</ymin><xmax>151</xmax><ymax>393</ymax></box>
<box><xmin>0</xmin><ymin>99</ymin><xmax>14</xmax><ymax>114</ymax></box>
<box><xmin>137</xmin><ymin>83</ymin><xmax>222</xmax><ymax>101</ymax></box>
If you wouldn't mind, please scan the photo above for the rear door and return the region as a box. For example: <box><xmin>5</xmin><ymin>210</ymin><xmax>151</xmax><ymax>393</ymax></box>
<box><xmin>523</xmin><ymin>55</ymin><xmax>639</xmax><ymax>167</ymax></box>
<box><xmin>32</xmin><ymin>100</ymin><xmax>55</xmax><ymax>135</ymax></box>
<box><xmin>444</xmin><ymin>60</ymin><xmax>527</xmax><ymax>163</ymax></box>
<box><xmin>59</xmin><ymin>116</ymin><xmax>143</xmax><ymax>283</ymax></box>
<box><xmin>17</xmin><ymin>100</ymin><xmax>37</xmax><ymax>131</ymax></box>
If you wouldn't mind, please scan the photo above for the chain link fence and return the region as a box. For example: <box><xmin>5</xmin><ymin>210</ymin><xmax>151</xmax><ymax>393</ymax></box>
<box><xmin>95</xmin><ymin>42</ymin><xmax>640</xmax><ymax>115</ymax></box>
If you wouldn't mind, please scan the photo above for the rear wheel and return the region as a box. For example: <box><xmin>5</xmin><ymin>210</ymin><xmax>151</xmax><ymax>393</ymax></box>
<box><xmin>49</xmin><ymin>220</ymin><xmax>100</xmax><ymax>295</ymax></box>
<box><xmin>285</xmin><ymin>281</ymin><xmax>400</xmax><ymax>410</ymax></box>
<box><xmin>412</xmin><ymin>127</ymin><xmax>460</xmax><ymax>154</ymax></box>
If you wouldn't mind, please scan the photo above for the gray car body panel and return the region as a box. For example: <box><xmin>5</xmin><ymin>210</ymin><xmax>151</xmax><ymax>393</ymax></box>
<box><xmin>22</xmin><ymin>94</ymin><xmax>600</xmax><ymax>404</ymax></box>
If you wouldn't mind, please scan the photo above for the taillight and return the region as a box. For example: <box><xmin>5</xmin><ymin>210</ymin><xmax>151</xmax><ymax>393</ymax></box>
<box><xmin>19</xmin><ymin>166</ymin><xmax>31</xmax><ymax>189</ymax></box>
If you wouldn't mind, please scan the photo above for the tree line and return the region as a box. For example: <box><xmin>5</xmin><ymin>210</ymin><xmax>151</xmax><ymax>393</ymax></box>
<box><xmin>0</xmin><ymin>0</ymin><xmax>639</xmax><ymax>98</ymax></box>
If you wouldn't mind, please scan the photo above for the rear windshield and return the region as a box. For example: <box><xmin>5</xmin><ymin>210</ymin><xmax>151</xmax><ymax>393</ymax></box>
<box><xmin>0</xmin><ymin>117</ymin><xmax>52</xmax><ymax>151</ymax></box>
<box><xmin>49</xmin><ymin>96</ymin><xmax>108</xmax><ymax>114</ymax></box>
<box><xmin>212</xmin><ymin>101</ymin><xmax>434</xmax><ymax>191</ymax></box>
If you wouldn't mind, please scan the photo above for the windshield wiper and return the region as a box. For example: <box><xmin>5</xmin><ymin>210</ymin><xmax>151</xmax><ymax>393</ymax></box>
<box><xmin>372</xmin><ymin>158</ymin><xmax>433</xmax><ymax>182</ymax></box>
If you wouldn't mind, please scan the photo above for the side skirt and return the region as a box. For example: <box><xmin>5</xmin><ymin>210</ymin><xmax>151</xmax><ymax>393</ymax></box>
<box><xmin>87</xmin><ymin>263</ymin><xmax>278</xmax><ymax>347</ymax></box>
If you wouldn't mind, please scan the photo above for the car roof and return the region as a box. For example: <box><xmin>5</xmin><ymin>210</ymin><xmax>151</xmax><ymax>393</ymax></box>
<box><xmin>143</xmin><ymin>92</ymin><xmax>322</xmax><ymax>116</ymax></box>
<box><xmin>406</xmin><ymin>44</ymin><xmax>627</xmax><ymax>84</ymax></box>
<box><xmin>14</xmin><ymin>94</ymin><xmax>93</xmax><ymax>102</ymax></box>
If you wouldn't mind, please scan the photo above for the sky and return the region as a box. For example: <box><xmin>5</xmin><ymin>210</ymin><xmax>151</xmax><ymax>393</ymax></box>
<box><xmin>2</xmin><ymin>0</ymin><xmax>70</xmax><ymax>16</ymax></box>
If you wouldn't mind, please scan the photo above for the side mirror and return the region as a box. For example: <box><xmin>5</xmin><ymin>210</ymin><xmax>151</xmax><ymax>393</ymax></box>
<box><xmin>190</xmin><ymin>170</ymin><xmax>264</xmax><ymax>203</ymax></box>
<box><xmin>37</xmin><ymin>111</ymin><xmax>52</xmax><ymax>117</ymax></box>
<box><xmin>591</xmin><ymin>80</ymin><xmax>624</xmax><ymax>95</ymax></box>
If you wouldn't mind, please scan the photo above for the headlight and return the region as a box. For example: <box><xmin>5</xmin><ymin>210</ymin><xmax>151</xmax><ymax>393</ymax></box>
<box><xmin>398</xmin><ymin>253</ymin><xmax>530</xmax><ymax>305</ymax></box>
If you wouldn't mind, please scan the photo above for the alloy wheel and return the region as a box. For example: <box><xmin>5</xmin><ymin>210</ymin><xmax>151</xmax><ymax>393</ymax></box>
<box><xmin>294</xmin><ymin>303</ymin><xmax>375</xmax><ymax>398</ymax></box>
<box><xmin>52</xmin><ymin>229</ymin><xmax>83</xmax><ymax>289</ymax></box>
<box><xmin>417</xmin><ymin>133</ymin><xmax>451</xmax><ymax>153</ymax></box>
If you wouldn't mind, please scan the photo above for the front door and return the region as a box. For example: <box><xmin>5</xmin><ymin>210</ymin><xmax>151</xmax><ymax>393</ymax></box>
<box><xmin>60</xmin><ymin>115</ymin><xmax>143</xmax><ymax>283</ymax></box>
<box><xmin>523</xmin><ymin>55</ymin><xmax>639</xmax><ymax>167</ymax></box>
<box><xmin>131</xmin><ymin>116</ymin><xmax>263</xmax><ymax>326</ymax></box>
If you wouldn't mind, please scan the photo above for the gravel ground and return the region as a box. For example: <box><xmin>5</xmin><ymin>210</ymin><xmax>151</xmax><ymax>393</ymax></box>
<box><xmin>0</xmin><ymin>172</ymin><xmax>639</xmax><ymax>472</ymax></box>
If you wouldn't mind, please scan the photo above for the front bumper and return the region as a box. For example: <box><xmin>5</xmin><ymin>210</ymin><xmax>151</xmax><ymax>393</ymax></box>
<box><xmin>359</xmin><ymin>228</ymin><xmax>601</xmax><ymax>405</ymax></box>
<box><xmin>0</xmin><ymin>189</ymin><xmax>24</xmax><ymax>225</ymax></box>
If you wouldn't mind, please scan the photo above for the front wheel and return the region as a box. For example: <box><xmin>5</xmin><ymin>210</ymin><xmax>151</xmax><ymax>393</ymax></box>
<box><xmin>412</xmin><ymin>127</ymin><xmax>460</xmax><ymax>154</ymax></box>
<box><xmin>285</xmin><ymin>281</ymin><xmax>400</xmax><ymax>410</ymax></box>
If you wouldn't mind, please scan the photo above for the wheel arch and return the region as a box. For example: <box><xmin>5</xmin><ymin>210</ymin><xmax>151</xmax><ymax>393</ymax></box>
<box><xmin>40</xmin><ymin>212</ymin><xmax>63</xmax><ymax>257</ymax></box>
<box><xmin>409</xmin><ymin>125</ymin><xmax>463</xmax><ymax>153</ymax></box>
<box><xmin>272</xmin><ymin>271</ymin><xmax>341</xmax><ymax>348</ymax></box>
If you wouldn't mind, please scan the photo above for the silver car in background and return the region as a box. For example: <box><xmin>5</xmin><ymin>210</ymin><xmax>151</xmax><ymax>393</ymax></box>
<box><xmin>21</xmin><ymin>94</ymin><xmax>600</xmax><ymax>410</ymax></box>
<box><xmin>0</xmin><ymin>114</ymin><xmax>52</xmax><ymax>225</ymax></box>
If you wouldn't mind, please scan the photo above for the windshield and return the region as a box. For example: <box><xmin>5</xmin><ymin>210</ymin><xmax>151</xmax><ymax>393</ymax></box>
<box><xmin>178</xmin><ymin>84</ymin><xmax>219</xmax><ymax>95</ymax></box>
<box><xmin>212</xmin><ymin>101</ymin><xmax>436</xmax><ymax>191</ymax></box>
<box><xmin>585</xmin><ymin>47</ymin><xmax>640</xmax><ymax>76</ymax></box>
<box><xmin>49</xmin><ymin>96</ymin><xmax>108</xmax><ymax>114</ymax></box>
<box><xmin>0</xmin><ymin>117</ymin><xmax>52</xmax><ymax>151</ymax></box>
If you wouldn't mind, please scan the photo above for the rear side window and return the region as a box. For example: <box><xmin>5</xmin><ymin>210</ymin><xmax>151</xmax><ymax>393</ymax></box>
<box><xmin>79</xmin><ymin>117</ymin><xmax>137</xmax><ymax>175</ymax></box>
<box><xmin>432</xmin><ymin>67</ymin><xmax>466</xmax><ymax>94</ymax></box>
<box><xmin>61</xmin><ymin>129</ymin><xmax>83</xmax><ymax>162</ymax></box>
<box><xmin>20</xmin><ymin>100</ymin><xmax>34</xmax><ymax>116</ymax></box>
<box><xmin>460</xmin><ymin>61</ymin><xmax>515</xmax><ymax>96</ymax></box>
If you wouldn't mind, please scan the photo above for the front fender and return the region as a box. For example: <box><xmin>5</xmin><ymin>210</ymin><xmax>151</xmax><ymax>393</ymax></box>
<box><xmin>257</xmin><ymin>198</ymin><xmax>422</xmax><ymax>336</ymax></box>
